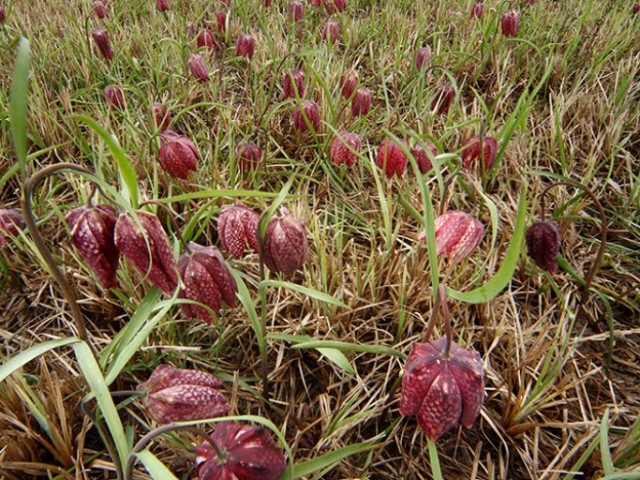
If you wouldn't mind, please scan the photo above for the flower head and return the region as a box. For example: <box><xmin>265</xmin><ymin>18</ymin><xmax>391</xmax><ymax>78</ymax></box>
<box><xmin>375</xmin><ymin>138</ymin><xmax>408</xmax><ymax>178</ymax></box>
<box><xmin>281</xmin><ymin>69</ymin><xmax>305</xmax><ymax>100</ymax></box>
<box><xmin>158</xmin><ymin>130</ymin><xmax>199</xmax><ymax>179</ymax></box>
<box><xmin>423</xmin><ymin>211</ymin><xmax>484</xmax><ymax>262</ymax></box>
<box><xmin>235</xmin><ymin>34</ymin><xmax>255</xmax><ymax>59</ymax></box>
<box><xmin>431</xmin><ymin>81</ymin><xmax>455</xmax><ymax>115</ymax></box>
<box><xmin>92</xmin><ymin>27</ymin><xmax>113</xmax><ymax>61</ymax></box>
<box><xmin>197</xmin><ymin>28</ymin><xmax>219</xmax><ymax>50</ymax></box>
<box><xmin>322</xmin><ymin>20</ymin><xmax>340</xmax><ymax>44</ymax></box>
<box><xmin>262</xmin><ymin>209</ymin><xmax>308</xmax><ymax>275</ymax></box>
<box><xmin>331</xmin><ymin>131</ymin><xmax>362</xmax><ymax>168</ymax></box>
<box><xmin>0</xmin><ymin>209</ymin><xmax>25</xmax><ymax>247</ymax></box>
<box><xmin>415</xmin><ymin>46</ymin><xmax>432</xmax><ymax>71</ymax></box>
<box><xmin>526</xmin><ymin>220</ymin><xmax>561</xmax><ymax>273</ymax></box>
<box><xmin>293</xmin><ymin>100</ymin><xmax>321</xmax><ymax>133</ymax></box>
<box><xmin>461</xmin><ymin>134</ymin><xmax>498</xmax><ymax>171</ymax></box>
<box><xmin>351</xmin><ymin>87</ymin><xmax>372</xmax><ymax>117</ymax></box>
<box><xmin>340</xmin><ymin>68</ymin><xmax>359</xmax><ymax>99</ymax></box>
<box><xmin>501</xmin><ymin>10</ymin><xmax>520</xmax><ymax>37</ymax></box>
<box><xmin>470</xmin><ymin>2</ymin><xmax>484</xmax><ymax>19</ymax></box>
<box><xmin>152</xmin><ymin>102</ymin><xmax>171</xmax><ymax>132</ymax></box>
<box><xmin>92</xmin><ymin>0</ymin><xmax>108</xmax><ymax>19</ymax></box>
<box><xmin>235</xmin><ymin>141</ymin><xmax>262</xmax><ymax>171</ymax></box>
<box><xmin>218</xmin><ymin>202</ymin><xmax>259</xmax><ymax>259</ymax></box>
<box><xmin>189</xmin><ymin>54</ymin><xmax>210</xmax><ymax>83</ymax></box>
<box><xmin>411</xmin><ymin>141</ymin><xmax>438</xmax><ymax>174</ymax></box>
<box><xmin>104</xmin><ymin>86</ymin><xmax>125</xmax><ymax>110</ymax></box>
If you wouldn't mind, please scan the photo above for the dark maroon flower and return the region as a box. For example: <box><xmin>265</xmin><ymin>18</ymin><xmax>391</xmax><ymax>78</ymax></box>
<box><xmin>501</xmin><ymin>10</ymin><xmax>520</xmax><ymax>37</ymax></box>
<box><xmin>0</xmin><ymin>8</ymin><xmax>5</xmax><ymax>23</ymax></box>
<box><xmin>235</xmin><ymin>34</ymin><xmax>255</xmax><ymax>59</ymax></box>
<box><xmin>92</xmin><ymin>27</ymin><xmax>113</xmax><ymax>61</ymax></box>
<box><xmin>634</xmin><ymin>4</ymin><xmax>640</xmax><ymax>15</ymax></box>
<box><xmin>415</xmin><ymin>46</ymin><xmax>432</xmax><ymax>71</ymax></box>
<box><xmin>431</xmin><ymin>81</ymin><xmax>455</xmax><ymax>115</ymax></box>
<box><xmin>351</xmin><ymin>86</ymin><xmax>372</xmax><ymax>117</ymax></box>
<box><xmin>0</xmin><ymin>209</ymin><xmax>25</xmax><ymax>247</ymax></box>
<box><xmin>523</xmin><ymin>0</ymin><xmax>536</xmax><ymax>4</ymax></box>
<box><xmin>216</xmin><ymin>12</ymin><xmax>227</xmax><ymax>33</ymax></box>
<box><xmin>198</xmin><ymin>28</ymin><xmax>219</xmax><ymax>50</ymax></box>
<box><xmin>104</xmin><ymin>86</ymin><xmax>125</xmax><ymax>110</ymax></box>
<box><xmin>264</xmin><ymin>0</ymin><xmax>272</xmax><ymax>6</ymax></box>
<box><xmin>461</xmin><ymin>134</ymin><xmax>498</xmax><ymax>171</ymax></box>
<box><xmin>235</xmin><ymin>141</ymin><xmax>262</xmax><ymax>171</ymax></box>
<box><xmin>293</xmin><ymin>100</ymin><xmax>321</xmax><ymax>133</ymax></box>
<box><xmin>218</xmin><ymin>202</ymin><xmax>259</xmax><ymax>259</ymax></box>
<box><xmin>411</xmin><ymin>141</ymin><xmax>438</xmax><ymax>174</ymax></box>
<box><xmin>152</xmin><ymin>102</ymin><xmax>171</xmax><ymax>132</ymax></box>
<box><xmin>423</xmin><ymin>211</ymin><xmax>484</xmax><ymax>261</ymax></box>
<box><xmin>470</xmin><ymin>2</ymin><xmax>484</xmax><ymax>19</ymax></box>
<box><xmin>400</xmin><ymin>337</ymin><xmax>485</xmax><ymax>440</ymax></box>
<box><xmin>281</xmin><ymin>69</ymin><xmax>305</xmax><ymax>100</ymax></box>
<box><xmin>324</xmin><ymin>0</ymin><xmax>346</xmax><ymax>14</ymax></box>
<box><xmin>177</xmin><ymin>243</ymin><xmax>237</xmax><ymax>322</ymax></box>
<box><xmin>288</xmin><ymin>1</ymin><xmax>304</xmax><ymax>22</ymax></box>
<box><xmin>189</xmin><ymin>54</ymin><xmax>210</xmax><ymax>83</ymax></box>
<box><xmin>156</xmin><ymin>0</ymin><xmax>170</xmax><ymax>12</ymax></box>
<box><xmin>158</xmin><ymin>130</ymin><xmax>199</xmax><ymax>179</ymax></box>
<box><xmin>340</xmin><ymin>68</ymin><xmax>359</xmax><ymax>99</ymax></box>
<box><xmin>66</xmin><ymin>204</ymin><xmax>119</xmax><ymax>288</ymax></box>
<box><xmin>92</xmin><ymin>0</ymin><xmax>108</xmax><ymax>19</ymax></box>
<box><xmin>262</xmin><ymin>209</ymin><xmax>308</xmax><ymax>275</ymax></box>
<box><xmin>526</xmin><ymin>221</ymin><xmax>561</xmax><ymax>273</ymax></box>
<box><xmin>138</xmin><ymin>364</ymin><xmax>230</xmax><ymax>423</ymax></box>
<box><xmin>322</xmin><ymin>20</ymin><xmax>340</xmax><ymax>44</ymax></box>
<box><xmin>114</xmin><ymin>210</ymin><xmax>179</xmax><ymax>295</ymax></box>
<box><xmin>331</xmin><ymin>131</ymin><xmax>361</xmax><ymax>168</ymax></box>
<box><xmin>195</xmin><ymin>422</ymin><xmax>286</xmax><ymax>480</ymax></box>
<box><xmin>375</xmin><ymin>138</ymin><xmax>408</xmax><ymax>179</ymax></box>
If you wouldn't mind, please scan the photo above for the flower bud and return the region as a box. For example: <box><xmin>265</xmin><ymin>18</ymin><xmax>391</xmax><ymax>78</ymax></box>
<box><xmin>66</xmin><ymin>204</ymin><xmax>119</xmax><ymax>288</ymax></box>
<box><xmin>351</xmin><ymin>86</ymin><xmax>372</xmax><ymax>117</ymax></box>
<box><xmin>178</xmin><ymin>243</ymin><xmax>237</xmax><ymax>322</ymax></box>
<box><xmin>375</xmin><ymin>138</ymin><xmax>408</xmax><ymax>179</ymax></box>
<box><xmin>461</xmin><ymin>134</ymin><xmax>498</xmax><ymax>171</ymax></box>
<box><xmin>195</xmin><ymin>423</ymin><xmax>286</xmax><ymax>480</ymax></box>
<box><xmin>92</xmin><ymin>0</ymin><xmax>108</xmax><ymax>19</ymax></box>
<box><xmin>470</xmin><ymin>2</ymin><xmax>484</xmax><ymax>19</ymax></box>
<box><xmin>340</xmin><ymin>68</ymin><xmax>359</xmax><ymax>99</ymax></box>
<box><xmin>501</xmin><ymin>10</ymin><xmax>520</xmax><ymax>37</ymax></box>
<box><xmin>235</xmin><ymin>34</ymin><xmax>255</xmax><ymax>59</ymax></box>
<box><xmin>92</xmin><ymin>27</ymin><xmax>113</xmax><ymax>61</ymax></box>
<box><xmin>415</xmin><ymin>46</ymin><xmax>432</xmax><ymax>71</ymax></box>
<box><xmin>0</xmin><ymin>209</ymin><xmax>25</xmax><ymax>247</ymax></box>
<box><xmin>281</xmin><ymin>69</ymin><xmax>305</xmax><ymax>100</ymax></box>
<box><xmin>262</xmin><ymin>209</ymin><xmax>308</xmax><ymax>275</ymax></box>
<box><xmin>138</xmin><ymin>364</ymin><xmax>230</xmax><ymax>424</ymax></box>
<box><xmin>331</xmin><ymin>131</ymin><xmax>361</xmax><ymax>168</ymax></box>
<box><xmin>189</xmin><ymin>54</ymin><xmax>210</xmax><ymax>83</ymax></box>
<box><xmin>114</xmin><ymin>210</ymin><xmax>178</xmax><ymax>295</ymax></box>
<box><xmin>216</xmin><ymin>11</ymin><xmax>227</xmax><ymax>33</ymax></box>
<box><xmin>400</xmin><ymin>338</ymin><xmax>485</xmax><ymax>440</ymax></box>
<box><xmin>0</xmin><ymin>8</ymin><xmax>5</xmax><ymax>23</ymax></box>
<box><xmin>158</xmin><ymin>130</ymin><xmax>199</xmax><ymax>179</ymax></box>
<box><xmin>411</xmin><ymin>141</ymin><xmax>438</xmax><ymax>174</ymax></box>
<box><xmin>431</xmin><ymin>81</ymin><xmax>455</xmax><ymax>115</ymax></box>
<box><xmin>156</xmin><ymin>0</ymin><xmax>170</xmax><ymax>12</ymax></box>
<box><xmin>324</xmin><ymin>0</ymin><xmax>346</xmax><ymax>14</ymax></box>
<box><xmin>288</xmin><ymin>1</ymin><xmax>304</xmax><ymax>22</ymax></box>
<box><xmin>197</xmin><ymin>28</ymin><xmax>218</xmax><ymax>50</ymax></box>
<box><xmin>293</xmin><ymin>100</ymin><xmax>321</xmax><ymax>133</ymax></box>
<box><xmin>104</xmin><ymin>86</ymin><xmax>125</xmax><ymax>110</ymax></box>
<box><xmin>431</xmin><ymin>211</ymin><xmax>484</xmax><ymax>261</ymax></box>
<box><xmin>526</xmin><ymin>221</ymin><xmax>561</xmax><ymax>273</ymax></box>
<box><xmin>322</xmin><ymin>20</ymin><xmax>340</xmax><ymax>44</ymax></box>
<box><xmin>152</xmin><ymin>102</ymin><xmax>171</xmax><ymax>132</ymax></box>
<box><xmin>235</xmin><ymin>141</ymin><xmax>262</xmax><ymax>171</ymax></box>
<box><xmin>218</xmin><ymin>202</ymin><xmax>259</xmax><ymax>259</ymax></box>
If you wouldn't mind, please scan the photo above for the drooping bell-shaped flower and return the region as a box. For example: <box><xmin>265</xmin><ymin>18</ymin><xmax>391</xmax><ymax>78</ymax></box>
<box><xmin>217</xmin><ymin>202</ymin><xmax>259</xmax><ymax>259</ymax></box>
<box><xmin>152</xmin><ymin>102</ymin><xmax>171</xmax><ymax>132</ymax></box>
<box><xmin>293</xmin><ymin>100</ymin><xmax>321</xmax><ymax>133</ymax></box>
<box><xmin>281</xmin><ymin>69</ymin><xmax>305</xmax><ymax>100</ymax></box>
<box><xmin>461</xmin><ymin>134</ymin><xmax>498</xmax><ymax>171</ymax></box>
<box><xmin>288</xmin><ymin>1</ymin><xmax>304</xmax><ymax>22</ymax></box>
<box><xmin>431</xmin><ymin>81</ymin><xmax>455</xmax><ymax>115</ymax></box>
<box><xmin>66</xmin><ymin>204</ymin><xmax>119</xmax><ymax>288</ymax></box>
<box><xmin>235</xmin><ymin>34</ymin><xmax>256</xmax><ymax>59</ymax></box>
<box><xmin>156</xmin><ymin>0</ymin><xmax>170</xmax><ymax>12</ymax></box>
<box><xmin>262</xmin><ymin>209</ymin><xmax>308</xmax><ymax>275</ymax></box>
<box><xmin>0</xmin><ymin>209</ymin><xmax>25</xmax><ymax>247</ymax></box>
<box><xmin>104</xmin><ymin>86</ymin><xmax>125</xmax><ymax>110</ymax></box>
<box><xmin>235</xmin><ymin>141</ymin><xmax>262</xmax><ymax>171</ymax></box>
<box><xmin>375</xmin><ymin>138</ymin><xmax>408</xmax><ymax>178</ymax></box>
<box><xmin>216</xmin><ymin>11</ymin><xmax>227</xmax><ymax>33</ymax></box>
<box><xmin>189</xmin><ymin>54</ymin><xmax>210</xmax><ymax>83</ymax></box>
<box><xmin>351</xmin><ymin>86</ymin><xmax>372</xmax><ymax>117</ymax></box>
<box><xmin>92</xmin><ymin>27</ymin><xmax>113</xmax><ymax>61</ymax></box>
<box><xmin>137</xmin><ymin>364</ymin><xmax>230</xmax><ymax>424</ymax></box>
<box><xmin>177</xmin><ymin>243</ymin><xmax>237</xmax><ymax>323</ymax></box>
<box><xmin>331</xmin><ymin>131</ymin><xmax>362</xmax><ymax>168</ymax></box>
<box><xmin>411</xmin><ymin>141</ymin><xmax>438</xmax><ymax>174</ymax></box>
<box><xmin>432</xmin><ymin>211</ymin><xmax>484</xmax><ymax>261</ymax></box>
<box><xmin>340</xmin><ymin>68</ymin><xmax>359</xmax><ymax>99</ymax></box>
<box><xmin>92</xmin><ymin>0</ymin><xmax>108</xmax><ymax>19</ymax></box>
<box><xmin>0</xmin><ymin>7</ymin><xmax>5</xmax><ymax>23</ymax></box>
<box><xmin>501</xmin><ymin>10</ymin><xmax>520</xmax><ymax>37</ymax></box>
<box><xmin>158</xmin><ymin>130</ymin><xmax>199</xmax><ymax>179</ymax></box>
<box><xmin>324</xmin><ymin>0</ymin><xmax>346</xmax><ymax>14</ymax></box>
<box><xmin>322</xmin><ymin>20</ymin><xmax>340</xmax><ymax>44</ymax></box>
<box><xmin>197</xmin><ymin>28</ymin><xmax>219</xmax><ymax>50</ymax></box>
<box><xmin>114</xmin><ymin>210</ymin><xmax>179</xmax><ymax>295</ymax></box>
<box><xmin>194</xmin><ymin>422</ymin><xmax>286</xmax><ymax>480</ymax></box>
<box><xmin>470</xmin><ymin>2</ymin><xmax>484</xmax><ymax>19</ymax></box>
<box><xmin>415</xmin><ymin>46</ymin><xmax>432</xmax><ymax>71</ymax></box>
<box><xmin>400</xmin><ymin>337</ymin><xmax>485</xmax><ymax>440</ymax></box>
<box><xmin>526</xmin><ymin>220</ymin><xmax>561</xmax><ymax>273</ymax></box>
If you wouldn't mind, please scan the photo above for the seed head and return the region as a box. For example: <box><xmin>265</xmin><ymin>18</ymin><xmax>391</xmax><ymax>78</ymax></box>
<box><xmin>189</xmin><ymin>54</ymin><xmax>210</xmax><ymax>83</ymax></box>
<box><xmin>0</xmin><ymin>209</ymin><xmax>25</xmax><ymax>247</ymax></box>
<box><xmin>66</xmin><ymin>204</ymin><xmax>119</xmax><ymax>289</ymax></box>
<box><xmin>138</xmin><ymin>364</ymin><xmax>230</xmax><ymax>423</ymax></box>
<box><xmin>501</xmin><ymin>10</ymin><xmax>520</xmax><ymax>37</ymax></box>
<box><xmin>351</xmin><ymin>87</ymin><xmax>372</xmax><ymax>117</ymax></box>
<box><xmin>400</xmin><ymin>338</ymin><xmax>485</xmax><ymax>440</ymax></box>
<box><xmin>461</xmin><ymin>134</ymin><xmax>498</xmax><ymax>171</ymax></box>
<box><xmin>114</xmin><ymin>210</ymin><xmax>179</xmax><ymax>295</ymax></box>
<box><xmin>375</xmin><ymin>138</ymin><xmax>408</xmax><ymax>179</ymax></box>
<box><xmin>194</xmin><ymin>422</ymin><xmax>286</xmax><ymax>480</ymax></box>
<box><xmin>293</xmin><ymin>100</ymin><xmax>321</xmax><ymax>133</ymax></box>
<box><xmin>262</xmin><ymin>209</ymin><xmax>308</xmax><ymax>275</ymax></box>
<box><xmin>104</xmin><ymin>86</ymin><xmax>125</xmax><ymax>110</ymax></box>
<box><xmin>431</xmin><ymin>81</ymin><xmax>455</xmax><ymax>115</ymax></box>
<box><xmin>235</xmin><ymin>34</ymin><xmax>256</xmax><ymax>59</ymax></box>
<box><xmin>218</xmin><ymin>202</ymin><xmax>259</xmax><ymax>259</ymax></box>
<box><xmin>526</xmin><ymin>221</ymin><xmax>561</xmax><ymax>273</ymax></box>
<box><xmin>158</xmin><ymin>130</ymin><xmax>199</xmax><ymax>179</ymax></box>
<box><xmin>235</xmin><ymin>141</ymin><xmax>262</xmax><ymax>171</ymax></box>
<box><xmin>331</xmin><ymin>131</ymin><xmax>362</xmax><ymax>168</ymax></box>
<box><xmin>92</xmin><ymin>27</ymin><xmax>113</xmax><ymax>61</ymax></box>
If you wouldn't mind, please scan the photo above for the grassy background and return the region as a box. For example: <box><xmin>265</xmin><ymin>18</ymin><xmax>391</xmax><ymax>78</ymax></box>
<box><xmin>1</xmin><ymin>0</ymin><xmax>639</xmax><ymax>479</ymax></box>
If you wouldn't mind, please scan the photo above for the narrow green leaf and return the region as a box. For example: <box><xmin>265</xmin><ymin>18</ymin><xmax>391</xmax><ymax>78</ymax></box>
<box><xmin>259</xmin><ymin>177</ymin><xmax>295</xmax><ymax>241</ymax></box>
<box><xmin>72</xmin><ymin>114</ymin><xmax>139</xmax><ymax>207</ymax></box>
<box><xmin>315</xmin><ymin>348</ymin><xmax>355</xmax><ymax>375</ymax></box>
<box><xmin>10</xmin><ymin>38</ymin><xmax>31</xmax><ymax>176</ymax></box>
<box><xmin>260</xmin><ymin>280</ymin><xmax>348</xmax><ymax>308</ymax></box>
<box><xmin>287</xmin><ymin>339</ymin><xmax>406</xmax><ymax>359</ymax></box>
<box><xmin>600</xmin><ymin>409</ymin><xmax>615</xmax><ymax>476</ymax></box>
<box><xmin>74</xmin><ymin>342</ymin><xmax>129</xmax><ymax>465</ymax></box>
<box><xmin>0</xmin><ymin>337</ymin><xmax>80</xmax><ymax>383</ymax></box>
<box><xmin>230</xmin><ymin>269</ymin><xmax>265</xmax><ymax>354</ymax></box>
<box><xmin>446</xmin><ymin>185</ymin><xmax>528</xmax><ymax>303</ymax></box>
<box><xmin>135</xmin><ymin>450</ymin><xmax>180</xmax><ymax>480</ymax></box>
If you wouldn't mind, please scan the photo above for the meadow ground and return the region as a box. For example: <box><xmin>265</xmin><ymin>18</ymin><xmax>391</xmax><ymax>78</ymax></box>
<box><xmin>0</xmin><ymin>1</ymin><xmax>639</xmax><ymax>479</ymax></box>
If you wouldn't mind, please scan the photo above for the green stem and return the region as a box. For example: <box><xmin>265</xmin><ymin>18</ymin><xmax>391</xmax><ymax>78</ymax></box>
<box><xmin>427</xmin><ymin>438</ymin><xmax>444</xmax><ymax>480</ymax></box>
<box><xmin>81</xmin><ymin>397</ymin><xmax>124</xmax><ymax>480</ymax></box>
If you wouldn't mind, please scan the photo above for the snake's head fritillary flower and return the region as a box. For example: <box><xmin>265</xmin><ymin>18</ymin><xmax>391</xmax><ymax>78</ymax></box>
<box><xmin>375</xmin><ymin>138</ymin><xmax>408</xmax><ymax>179</ymax></box>
<box><xmin>158</xmin><ymin>130</ymin><xmax>199</xmax><ymax>179</ymax></box>
<box><xmin>431</xmin><ymin>81</ymin><xmax>455</xmax><ymax>115</ymax></box>
<box><xmin>218</xmin><ymin>202</ymin><xmax>259</xmax><ymax>259</ymax></box>
<box><xmin>262</xmin><ymin>209</ymin><xmax>308</xmax><ymax>275</ymax></box>
<box><xmin>470</xmin><ymin>2</ymin><xmax>484</xmax><ymax>19</ymax></box>
<box><xmin>0</xmin><ymin>209</ymin><xmax>26</xmax><ymax>247</ymax></box>
<box><xmin>351</xmin><ymin>87</ymin><xmax>372</xmax><ymax>117</ymax></box>
<box><xmin>415</xmin><ymin>46</ymin><xmax>432</xmax><ymax>71</ymax></box>
<box><xmin>293</xmin><ymin>100</ymin><xmax>321</xmax><ymax>133</ymax></box>
<box><xmin>501</xmin><ymin>10</ymin><xmax>520</xmax><ymax>37</ymax></box>
<box><xmin>461</xmin><ymin>134</ymin><xmax>498</xmax><ymax>171</ymax></box>
<box><xmin>420</xmin><ymin>211</ymin><xmax>484</xmax><ymax>262</ymax></box>
<box><xmin>331</xmin><ymin>131</ymin><xmax>362</xmax><ymax>168</ymax></box>
<box><xmin>235</xmin><ymin>34</ymin><xmax>255</xmax><ymax>59</ymax></box>
<box><xmin>189</xmin><ymin>54</ymin><xmax>210</xmax><ymax>83</ymax></box>
<box><xmin>340</xmin><ymin>68</ymin><xmax>359</xmax><ymax>99</ymax></box>
<box><xmin>92</xmin><ymin>28</ymin><xmax>113</xmax><ymax>61</ymax></box>
<box><xmin>281</xmin><ymin>69</ymin><xmax>305</xmax><ymax>100</ymax></box>
<box><xmin>411</xmin><ymin>141</ymin><xmax>438</xmax><ymax>174</ymax></box>
<box><xmin>526</xmin><ymin>221</ymin><xmax>561</xmax><ymax>273</ymax></box>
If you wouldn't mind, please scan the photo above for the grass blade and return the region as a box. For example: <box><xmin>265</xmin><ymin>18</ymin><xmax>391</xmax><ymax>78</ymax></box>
<box><xmin>135</xmin><ymin>449</ymin><xmax>180</xmax><ymax>480</ymax></box>
<box><xmin>10</xmin><ymin>37</ymin><xmax>30</xmax><ymax>176</ymax></box>
<box><xmin>0</xmin><ymin>337</ymin><xmax>80</xmax><ymax>383</ymax></box>
<box><xmin>259</xmin><ymin>279</ymin><xmax>348</xmax><ymax>308</ymax></box>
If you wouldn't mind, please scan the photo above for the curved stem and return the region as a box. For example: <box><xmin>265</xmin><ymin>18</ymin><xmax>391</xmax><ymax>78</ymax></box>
<box><xmin>124</xmin><ymin>424</ymin><xmax>219</xmax><ymax>480</ymax></box>
<box><xmin>439</xmin><ymin>284</ymin><xmax>452</xmax><ymax>358</ymax></box>
<box><xmin>257</xmin><ymin>210</ymin><xmax>270</xmax><ymax>401</ymax></box>
<box><xmin>139</xmin><ymin>199</ymin><xmax>191</xmax><ymax>253</ymax></box>
<box><xmin>81</xmin><ymin>397</ymin><xmax>124</xmax><ymax>480</ymax></box>
<box><xmin>421</xmin><ymin>285</ymin><xmax>442</xmax><ymax>343</ymax></box>
<box><xmin>539</xmin><ymin>180</ymin><xmax>608</xmax><ymax>326</ymax></box>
